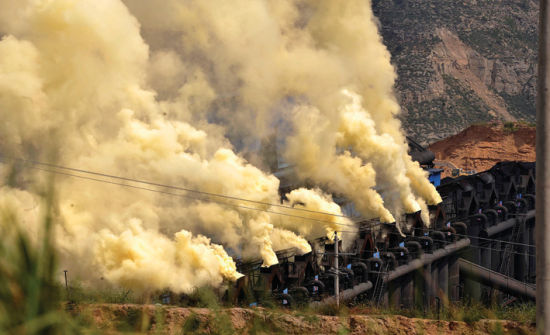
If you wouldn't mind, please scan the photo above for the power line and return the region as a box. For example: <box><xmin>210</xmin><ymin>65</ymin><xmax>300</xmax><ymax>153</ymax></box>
<box><xmin>0</xmin><ymin>155</ymin><xmax>364</xmax><ymax>222</ymax></box>
<box><xmin>1</xmin><ymin>155</ymin><xmax>538</xmax><ymax>249</ymax></box>
<box><xmin>22</xmin><ymin>164</ymin><xmax>362</xmax><ymax>229</ymax></box>
<box><xmin>423</xmin><ymin>226</ymin><xmax>535</xmax><ymax>248</ymax></box>
<box><xmin>426</xmin><ymin>237</ymin><xmax>535</xmax><ymax>258</ymax></box>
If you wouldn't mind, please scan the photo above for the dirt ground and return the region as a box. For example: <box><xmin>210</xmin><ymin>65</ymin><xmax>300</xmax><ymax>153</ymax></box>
<box><xmin>429</xmin><ymin>123</ymin><xmax>535</xmax><ymax>178</ymax></box>
<box><xmin>77</xmin><ymin>303</ymin><xmax>535</xmax><ymax>334</ymax></box>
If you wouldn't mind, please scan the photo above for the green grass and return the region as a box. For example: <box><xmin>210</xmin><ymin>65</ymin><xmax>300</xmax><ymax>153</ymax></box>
<box><xmin>0</xmin><ymin>174</ymin><xmax>83</xmax><ymax>334</ymax></box>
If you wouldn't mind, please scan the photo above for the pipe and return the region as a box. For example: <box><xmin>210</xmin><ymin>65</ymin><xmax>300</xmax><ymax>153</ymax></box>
<box><xmin>459</xmin><ymin>258</ymin><xmax>536</xmax><ymax>300</ymax></box>
<box><xmin>430</xmin><ymin>231</ymin><xmax>446</xmax><ymax>249</ymax></box>
<box><xmin>405</xmin><ymin>241</ymin><xmax>423</xmax><ymax>259</ymax></box>
<box><xmin>451</xmin><ymin>222</ymin><xmax>467</xmax><ymax>236</ymax></box>
<box><xmin>482</xmin><ymin>210</ymin><xmax>535</xmax><ymax>237</ymax></box>
<box><xmin>313</xmin><ymin>281</ymin><xmax>373</xmax><ymax>306</ymax></box>
<box><xmin>384</xmin><ymin>238</ymin><xmax>470</xmax><ymax>282</ymax></box>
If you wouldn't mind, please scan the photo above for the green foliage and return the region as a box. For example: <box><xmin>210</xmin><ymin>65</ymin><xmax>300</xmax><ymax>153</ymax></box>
<box><xmin>337</xmin><ymin>325</ymin><xmax>350</xmax><ymax>335</ymax></box>
<box><xmin>64</xmin><ymin>281</ymin><xmax>138</xmax><ymax>304</ymax></box>
<box><xmin>182</xmin><ymin>313</ymin><xmax>203</xmax><ymax>334</ymax></box>
<box><xmin>500</xmin><ymin>92</ymin><xmax>537</xmax><ymax>121</ymax></box>
<box><xmin>301</xmin><ymin>313</ymin><xmax>320</xmax><ymax>324</ymax></box>
<box><xmin>348</xmin><ymin>300</ymin><xmax>534</xmax><ymax>326</ymax></box>
<box><xmin>0</xmin><ymin>175</ymin><xmax>82</xmax><ymax>334</ymax></box>
<box><xmin>181</xmin><ymin>287</ymin><xmax>235</xmax><ymax>334</ymax></box>
<box><xmin>312</xmin><ymin>302</ymin><xmax>349</xmax><ymax>316</ymax></box>
<box><xmin>490</xmin><ymin>322</ymin><xmax>504</xmax><ymax>335</ymax></box>
<box><xmin>459</xmin><ymin>302</ymin><xmax>489</xmax><ymax>325</ymax></box>
<box><xmin>247</xmin><ymin>311</ymin><xmax>286</xmax><ymax>335</ymax></box>
<box><xmin>503</xmin><ymin>121</ymin><xmax>519</xmax><ymax>133</ymax></box>
<box><xmin>495</xmin><ymin>303</ymin><xmax>536</xmax><ymax>325</ymax></box>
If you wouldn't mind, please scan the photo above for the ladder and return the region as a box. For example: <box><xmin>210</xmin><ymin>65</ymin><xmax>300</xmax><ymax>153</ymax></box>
<box><xmin>372</xmin><ymin>262</ymin><xmax>389</xmax><ymax>306</ymax></box>
<box><xmin>491</xmin><ymin>216</ymin><xmax>523</xmax><ymax>300</ymax></box>
<box><xmin>498</xmin><ymin>217</ymin><xmax>522</xmax><ymax>276</ymax></box>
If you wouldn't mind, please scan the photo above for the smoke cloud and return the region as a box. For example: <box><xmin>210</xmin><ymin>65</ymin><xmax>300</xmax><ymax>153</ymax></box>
<box><xmin>0</xmin><ymin>0</ymin><xmax>441</xmax><ymax>293</ymax></box>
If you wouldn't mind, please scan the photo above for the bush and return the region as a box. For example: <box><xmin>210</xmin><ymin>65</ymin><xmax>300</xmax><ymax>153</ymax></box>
<box><xmin>503</xmin><ymin>121</ymin><xmax>518</xmax><ymax>132</ymax></box>
<box><xmin>312</xmin><ymin>302</ymin><xmax>349</xmax><ymax>316</ymax></box>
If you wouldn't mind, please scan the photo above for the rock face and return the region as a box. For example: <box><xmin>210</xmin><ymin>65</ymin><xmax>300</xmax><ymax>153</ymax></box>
<box><xmin>372</xmin><ymin>0</ymin><xmax>538</xmax><ymax>143</ymax></box>
<box><xmin>429</xmin><ymin>123</ymin><xmax>535</xmax><ymax>177</ymax></box>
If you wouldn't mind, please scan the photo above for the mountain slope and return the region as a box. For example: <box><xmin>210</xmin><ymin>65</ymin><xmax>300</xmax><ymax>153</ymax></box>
<box><xmin>373</xmin><ymin>0</ymin><xmax>538</xmax><ymax>143</ymax></box>
<box><xmin>428</xmin><ymin>122</ymin><xmax>535</xmax><ymax>177</ymax></box>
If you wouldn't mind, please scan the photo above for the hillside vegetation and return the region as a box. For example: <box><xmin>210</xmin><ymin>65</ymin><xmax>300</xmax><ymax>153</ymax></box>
<box><xmin>373</xmin><ymin>0</ymin><xmax>538</xmax><ymax>143</ymax></box>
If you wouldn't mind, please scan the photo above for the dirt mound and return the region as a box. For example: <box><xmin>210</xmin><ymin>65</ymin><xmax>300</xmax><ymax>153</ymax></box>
<box><xmin>78</xmin><ymin>304</ymin><xmax>534</xmax><ymax>334</ymax></box>
<box><xmin>429</xmin><ymin>123</ymin><xmax>535</xmax><ymax>177</ymax></box>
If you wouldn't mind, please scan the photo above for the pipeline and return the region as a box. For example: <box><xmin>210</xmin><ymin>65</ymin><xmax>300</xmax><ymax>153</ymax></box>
<box><xmin>482</xmin><ymin>210</ymin><xmax>535</xmax><ymax>237</ymax></box>
<box><xmin>384</xmin><ymin>238</ymin><xmax>471</xmax><ymax>282</ymax></box>
<box><xmin>459</xmin><ymin>258</ymin><xmax>536</xmax><ymax>300</ymax></box>
<box><xmin>312</xmin><ymin>281</ymin><xmax>373</xmax><ymax>306</ymax></box>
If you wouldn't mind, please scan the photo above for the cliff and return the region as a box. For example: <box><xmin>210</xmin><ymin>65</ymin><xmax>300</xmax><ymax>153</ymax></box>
<box><xmin>373</xmin><ymin>0</ymin><xmax>538</xmax><ymax>143</ymax></box>
<box><xmin>429</xmin><ymin>122</ymin><xmax>535</xmax><ymax>177</ymax></box>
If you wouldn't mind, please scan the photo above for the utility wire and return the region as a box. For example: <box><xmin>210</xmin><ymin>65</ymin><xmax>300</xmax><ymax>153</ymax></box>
<box><xmin>0</xmin><ymin>155</ymin><xmax>363</xmax><ymax>222</ymax></box>
<box><xmin>22</xmin><ymin>164</ymin><xmax>363</xmax><ymax>229</ymax></box>
<box><xmin>425</xmin><ymin>237</ymin><xmax>535</xmax><ymax>258</ymax></box>
<box><xmin>423</xmin><ymin>226</ymin><xmax>535</xmax><ymax>248</ymax></box>
<box><xmin>1</xmin><ymin>155</ymin><xmax>538</xmax><ymax>248</ymax></box>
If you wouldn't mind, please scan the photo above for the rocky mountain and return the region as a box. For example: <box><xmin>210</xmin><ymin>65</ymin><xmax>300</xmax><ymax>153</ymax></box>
<box><xmin>372</xmin><ymin>0</ymin><xmax>538</xmax><ymax>143</ymax></box>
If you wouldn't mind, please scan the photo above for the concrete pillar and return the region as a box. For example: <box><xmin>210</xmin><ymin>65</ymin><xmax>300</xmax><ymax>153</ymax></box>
<box><xmin>463</xmin><ymin>251</ymin><xmax>481</xmax><ymax>300</ymax></box>
<box><xmin>388</xmin><ymin>279</ymin><xmax>401</xmax><ymax>309</ymax></box>
<box><xmin>491</xmin><ymin>239</ymin><xmax>500</xmax><ymax>272</ymax></box>
<box><xmin>431</xmin><ymin>261</ymin><xmax>439</xmax><ymax>305</ymax></box>
<box><xmin>414</xmin><ymin>268</ymin><xmax>424</xmax><ymax>311</ymax></box>
<box><xmin>480</xmin><ymin>240</ymin><xmax>492</xmax><ymax>299</ymax></box>
<box><xmin>529</xmin><ymin>223</ymin><xmax>536</xmax><ymax>283</ymax></box>
<box><xmin>424</xmin><ymin>263</ymin><xmax>433</xmax><ymax>309</ymax></box>
<box><xmin>448</xmin><ymin>255</ymin><xmax>460</xmax><ymax>302</ymax></box>
<box><xmin>382</xmin><ymin>288</ymin><xmax>389</xmax><ymax>307</ymax></box>
<box><xmin>438</xmin><ymin>259</ymin><xmax>449</xmax><ymax>304</ymax></box>
<box><xmin>402</xmin><ymin>273</ymin><xmax>414</xmax><ymax>309</ymax></box>
<box><xmin>466</xmin><ymin>218</ymin><xmax>482</xmax><ymax>300</ymax></box>
<box><xmin>515</xmin><ymin>221</ymin><xmax>529</xmax><ymax>282</ymax></box>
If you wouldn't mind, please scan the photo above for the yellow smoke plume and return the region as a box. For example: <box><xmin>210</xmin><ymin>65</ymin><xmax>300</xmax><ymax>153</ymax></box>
<box><xmin>0</xmin><ymin>0</ymin><xmax>444</xmax><ymax>293</ymax></box>
<box><xmin>337</xmin><ymin>90</ymin><xmax>422</xmax><ymax>215</ymax></box>
<box><xmin>281</xmin><ymin>187</ymin><xmax>352</xmax><ymax>241</ymax></box>
<box><xmin>0</xmin><ymin>0</ymin><xmax>344</xmax><ymax>292</ymax></box>
<box><xmin>285</xmin><ymin>105</ymin><xmax>395</xmax><ymax>223</ymax></box>
<box><xmin>119</xmin><ymin>0</ymin><xmax>442</xmax><ymax>223</ymax></box>
<box><xmin>95</xmin><ymin>220</ymin><xmax>242</xmax><ymax>293</ymax></box>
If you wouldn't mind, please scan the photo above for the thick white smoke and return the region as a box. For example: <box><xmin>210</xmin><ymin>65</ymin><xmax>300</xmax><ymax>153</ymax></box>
<box><xmin>0</xmin><ymin>0</ymin><xmax>441</xmax><ymax>293</ymax></box>
<box><xmin>121</xmin><ymin>0</ymin><xmax>442</xmax><ymax>221</ymax></box>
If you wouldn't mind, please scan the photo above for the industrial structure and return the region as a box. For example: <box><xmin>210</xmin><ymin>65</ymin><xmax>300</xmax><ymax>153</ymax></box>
<box><xmin>225</xmin><ymin>146</ymin><xmax>536</xmax><ymax>310</ymax></box>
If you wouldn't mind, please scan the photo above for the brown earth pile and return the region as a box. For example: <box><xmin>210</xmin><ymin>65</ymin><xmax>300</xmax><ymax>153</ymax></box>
<box><xmin>77</xmin><ymin>304</ymin><xmax>534</xmax><ymax>335</ymax></box>
<box><xmin>429</xmin><ymin>123</ymin><xmax>535</xmax><ymax>178</ymax></box>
